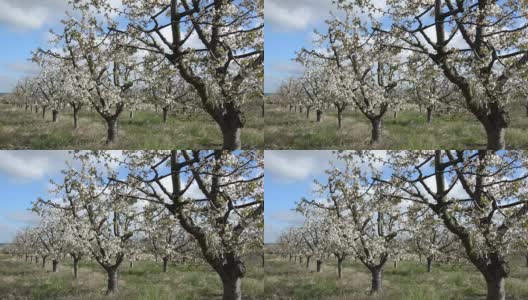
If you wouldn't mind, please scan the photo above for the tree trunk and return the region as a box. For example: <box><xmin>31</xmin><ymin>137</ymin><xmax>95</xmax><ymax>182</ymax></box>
<box><xmin>129</xmin><ymin>110</ymin><xmax>134</xmax><ymax>119</ymax></box>
<box><xmin>129</xmin><ymin>261</ymin><xmax>133</xmax><ymax>268</ymax></box>
<box><xmin>261</xmin><ymin>253</ymin><xmax>265</xmax><ymax>268</ymax></box>
<box><xmin>316</xmin><ymin>260</ymin><xmax>322</xmax><ymax>272</ymax></box>
<box><xmin>261</xmin><ymin>103</ymin><xmax>265</xmax><ymax>117</ymax></box>
<box><xmin>393</xmin><ymin>111</ymin><xmax>398</xmax><ymax>118</ymax></box>
<box><xmin>163</xmin><ymin>257</ymin><xmax>169</xmax><ymax>273</ymax></box>
<box><xmin>52</xmin><ymin>260</ymin><xmax>58</xmax><ymax>272</ymax></box>
<box><xmin>370</xmin><ymin>267</ymin><xmax>383</xmax><ymax>295</ymax></box>
<box><xmin>370</xmin><ymin>118</ymin><xmax>382</xmax><ymax>144</ymax></box>
<box><xmin>106</xmin><ymin>118</ymin><xmax>118</xmax><ymax>145</ymax></box>
<box><xmin>337</xmin><ymin>108</ymin><xmax>344</xmax><ymax>129</ymax></box>
<box><xmin>427</xmin><ymin>257</ymin><xmax>433</xmax><ymax>273</ymax></box>
<box><xmin>73</xmin><ymin>257</ymin><xmax>80</xmax><ymax>279</ymax></box>
<box><xmin>42</xmin><ymin>257</ymin><xmax>46</xmax><ymax>269</ymax></box>
<box><xmin>25</xmin><ymin>254</ymin><xmax>28</xmax><ymax>263</ymax></box>
<box><xmin>427</xmin><ymin>107</ymin><xmax>433</xmax><ymax>123</ymax></box>
<box><xmin>484</xmin><ymin>125</ymin><xmax>506</xmax><ymax>150</ymax></box>
<box><xmin>393</xmin><ymin>260</ymin><xmax>397</xmax><ymax>269</ymax></box>
<box><xmin>306</xmin><ymin>107</ymin><xmax>310</xmax><ymax>119</ymax></box>
<box><xmin>525</xmin><ymin>254</ymin><xmax>528</xmax><ymax>267</ymax></box>
<box><xmin>35</xmin><ymin>256</ymin><xmax>39</xmax><ymax>264</ymax></box>
<box><xmin>42</xmin><ymin>107</ymin><xmax>46</xmax><ymax>119</ymax></box>
<box><xmin>162</xmin><ymin>107</ymin><xmax>168</xmax><ymax>123</ymax></box>
<box><xmin>221</xmin><ymin>275</ymin><xmax>242</xmax><ymax>300</ymax></box>
<box><xmin>30</xmin><ymin>256</ymin><xmax>33</xmax><ymax>263</ymax></box>
<box><xmin>316</xmin><ymin>109</ymin><xmax>322</xmax><ymax>122</ymax></box>
<box><xmin>485</xmin><ymin>274</ymin><xmax>506</xmax><ymax>300</ymax></box>
<box><xmin>306</xmin><ymin>256</ymin><xmax>310</xmax><ymax>269</ymax></box>
<box><xmin>52</xmin><ymin>109</ymin><xmax>59</xmax><ymax>122</ymax></box>
<box><xmin>299</xmin><ymin>256</ymin><xmax>303</xmax><ymax>264</ymax></box>
<box><xmin>289</xmin><ymin>254</ymin><xmax>292</xmax><ymax>263</ymax></box>
<box><xmin>299</xmin><ymin>106</ymin><xmax>303</xmax><ymax>113</ymax></box>
<box><xmin>337</xmin><ymin>257</ymin><xmax>343</xmax><ymax>279</ymax></box>
<box><xmin>73</xmin><ymin>107</ymin><xmax>80</xmax><ymax>129</ymax></box>
<box><xmin>35</xmin><ymin>106</ymin><xmax>39</xmax><ymax>113</ymax></box>
<box><xmin>106</xmin><ymin>268</ymin><xmax>118</xmax><ymax>295</ymax></box>
<box><xmin>220</xmin><ymin>125</ymin><xmax>242</xmax><ymax>150</ymax></box>
<box><xmin>25</xmin><ymin>104</ymin><xmax>28</xmax><ymax>111</ymax></box>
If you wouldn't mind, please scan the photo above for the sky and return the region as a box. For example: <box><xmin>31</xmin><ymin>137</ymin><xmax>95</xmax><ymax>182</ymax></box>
<box><xmin>0</xmin><ymin>151</ymin><xmax>76</xmax><ymax>243</ymax></box>
<box><xmin>0</xmin><ymin>0</ymin><xmax>79</xmax><ymax>93</ymax></box>
<box><xmin>264</xmin><ymin>150</ymin><xmax>342</xmax><ymax>243</ymax></box>
<box><xmin>264</xmin><ymin>0</ymin><xmax>339</xmax><ymax>94</ymax></box>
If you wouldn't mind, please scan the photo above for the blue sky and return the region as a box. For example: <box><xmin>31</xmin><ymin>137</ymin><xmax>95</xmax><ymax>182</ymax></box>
<box><xmin>264</xmin><ymin>150</ymin><xmax>343</xmax><ymax>243</ymax></box>
<box><xmin>0</xmin><ymin>151</ymin><xmax>76</xmax><ymax>243</ymax></box>
<box><xmin>0</xmin><ymin>0</ymin><xmax>77</xmax><ymax>92</ymax></box>
<box><xmin>264</xmin><ymin>0</ymin><xmax>339</xmax><ymax>93</ymax></box>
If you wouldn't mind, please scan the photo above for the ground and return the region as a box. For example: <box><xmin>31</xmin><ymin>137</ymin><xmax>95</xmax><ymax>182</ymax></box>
<box><xmin>0</xmin><ymin>104</ymin><xmax>264</xmax><ymax>149</ymax></box>
<box><xmin>264</xmin><ymin>103</ymin><xmax>528</xmax><ymax>149</ymax></box>
<box><xmin>0</xmin><ymin>253</ymin><xmax>264</xmax><ymax>300</ymax></box>
<box><xmin>264</xmin><ymin>253</ymin><xmax>528</xmax><ymax>300</ymax></box>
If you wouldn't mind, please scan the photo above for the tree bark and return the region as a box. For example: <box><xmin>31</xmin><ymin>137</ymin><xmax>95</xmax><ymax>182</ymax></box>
<box><xmin>427</xmin><ymin>107</ymin><xmax>433</xmax><ymax>123</ymax></box>
<box><xmin>42</xmin><ymin>107</ymin><xmax>46</xmax><ymax>119</ymax></box>
<box><xmin>261</xmin><ymin>103</ymin><xmax>265</xmax><ymax>117</ymax></box>
<box><xmin>105</xmin><ymin>118</ymin><xmax>118</xmax><ymax>145</ymax></box>
<box><xmin>52</xmin><ymin>260</ymin><xmax>58</xmax><ymax>272</ymax></box>
<box><xmin>316</xmin><ymin>260</ymin><xmax>322</xmax><ymax>272</ymax></box>
<box><xmin>52</xmin><ymin>109</ymin><xmax>59</xmax><ymax>122</ymax></box>
<box><xmin>261</xmin><ymin>252</ymin><xmax>265</xmax><ymax>268</ymax></box>
<box><xmin>129</xmin><ymin>261</ymin><xmax>133</xmax><ymax>268</ymax></box>
<box><xmin>306</xmin><ymin>256</ymin><xmax>311</xmax><ymax>269</ymax></box>
<box><xmin>220</xmin><ymin>125</ymin><xmax>242</xmax><ymax>150</ymax></box>
<box><xmin>484</xmin><ymin>125</ymin><xmax>506</xmax><ymax>150</ymax></box>
<box><xmin>162</xmin><ymin>107</ymin><xmax>169</xmax><ymax>123</ymax></box>
<box><xmin>163</xmin><ymin>257</ymin><xmax>169</xmax><ymax>273</ymax></box>
<box><xmin>73</xmin><ymin>107</ymin><xmax>80</xmax><ymax>129</ymax></box>
<box><xmin>316</xmin><ymin>109</ymin><xmax>322</xmax><ymax>122</ymax></box>
<box><xmin>221</xmin><ymin>275</ymin><xmax>242</xmax><ymax>300</ymax></box>
<box><xmin>484</xmin><ymin>274</ymin><xmax>506</xmax><ymax>300</ymax></box>
<box><xmin>35</xmin><ymin>256</ymin><xmax>39</xmax><ymax>264</ymax></box>
<box><xmin>73</xmin><ymin>257</ymin><xmax>80</xmax><ymax>279</ymax></box>
<box><xmin>369</xmin><ymin>267</ymin><xmax>383</xmax><ymax>295</ymax></box>
<box><xmin>129</xmin><ymin>110</ymin><xmax>134</xmax><ymax>119</ymax></box>
<box><xmin>337</xmin><ymin>257</ymin><xmax>343</xmax><ymax>279</ymax></box>
<box><xmin>306</xmin><ymin>107</ymin><xmax>310</xmax><ymax>119</ymax></box>
<box><xmin>427</xmin><ymin>257</ymin><xmax>433</xmax><ymax>273</ymax></box>
<box><xmin>370</xmin><ymin>117</ymin><xmax>383</xmax><ymax>144</ymax></box>
<box><xmin>42</xmin><ymin>257</ymin><xmax>46</xmax><ymax>269</ymax></box>
<box><xmin>337</xmin><ymin>108</ymin><xmax>344</xmax><ymax>129</ymax></box>
<box><xmin>106</xmin><ymin>268</ymin><xmax>118</xmax><ymax>295</ymax></box>
<box><xmin>525</xmin><ymin>254</ymin><xmax>528</xmax><ymax>267</ymax></box>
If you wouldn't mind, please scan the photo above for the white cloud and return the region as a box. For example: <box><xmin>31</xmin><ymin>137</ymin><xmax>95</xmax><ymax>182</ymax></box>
<box><xmin>0</xmin><ymin>0</ymin><xmax>69</xmax><ymax>30</ymax></box>
<box><xmin>266</xmin><ymin>0</ymin><xmax>337</xmax><ymax>31</ymax></box>
<box><xmin>0</xmin><ymin>151</ymin><xmax>72</xmax><ymax>180</ymax></box>
<box><xmin>265</xmin><ymin>150</ymin><xmax>338</xmax><ymax>182</ymax></box>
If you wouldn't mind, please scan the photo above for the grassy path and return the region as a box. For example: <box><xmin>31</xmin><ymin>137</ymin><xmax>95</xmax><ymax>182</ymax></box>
<box><xmin>0</xmin><ymin>254</ymin><xmax>264</xmax><ymax>300</ymax></box>
<box><xmin>264</xmin><ymin>254</ymin><xmax>528</xmax><ymax>300</ymax></box>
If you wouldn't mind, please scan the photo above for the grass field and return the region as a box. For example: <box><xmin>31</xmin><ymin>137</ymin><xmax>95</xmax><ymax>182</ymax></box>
<box><xmin>0</xmin><ymin>104</ymin><xmax>264</xmax><ymax>149</ymax></box>
<box><xmin>264</xmin><ymin>253</ymin><xmax>528</xmax><ymax>300</ymax></box>
<box><xmin>264</xmin><ymin>104</ymin><xmax>528</xmax><ymax>149</ymax></box>
<box><xmin>0</xmin><ymin>253</ymin><xmax>264</xmax><ymax>300</ymax></box>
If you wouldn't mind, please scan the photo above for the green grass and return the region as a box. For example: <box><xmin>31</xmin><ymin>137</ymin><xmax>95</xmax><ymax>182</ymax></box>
<box><xmin>263</xmin><ymin>253</ymin><xmax>528</xmax><ymax>300</ymax></box>
<box><xmin>264</xmin><ymin>104</ymin><xmax>528</xmax><ymax>149</ymax></box>
<box><xmin>0</xmin><ymin>253</ymin><xmax>264</xmax><ymax>300</ymax></box>
<box><xmin>0</xmin><ymin>104</ymin><xmax>264</xmax><ymax>149</ymax></box>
